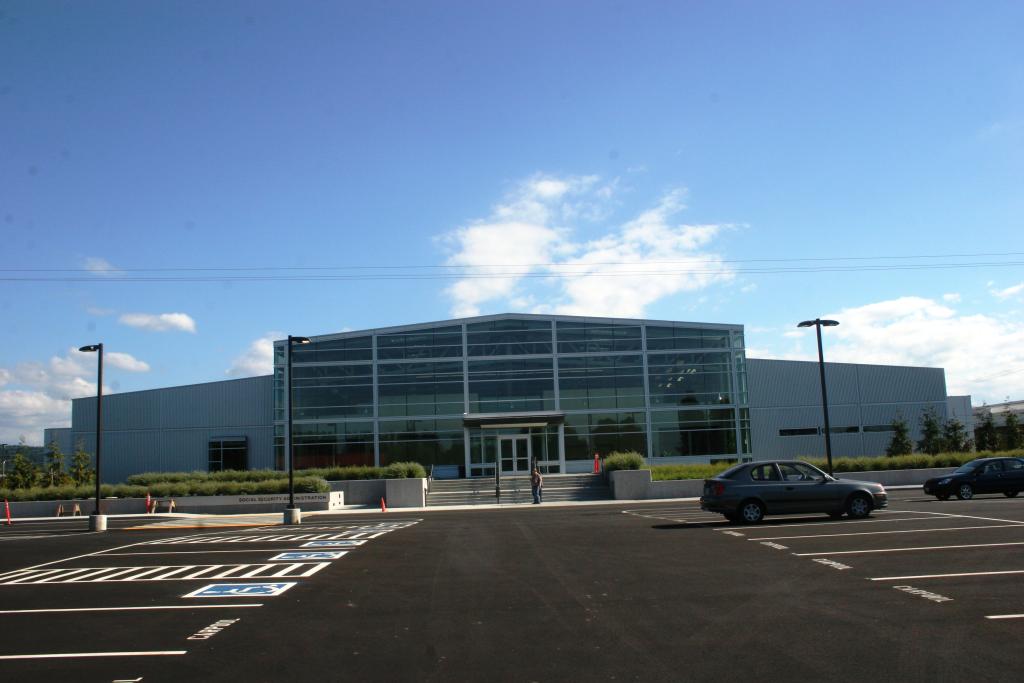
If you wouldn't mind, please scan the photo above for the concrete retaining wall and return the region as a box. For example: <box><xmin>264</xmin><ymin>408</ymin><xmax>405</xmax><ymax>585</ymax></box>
<box><xmin>5</xmin><ymin>492</ymin><xmax>345</xmax><ymax>518</ymax></box>
<box><xmin>609</xmin><ymin>467</ymin><xmax>957</xmax><ymax>500</ymax></box>
<box><xmin>328</xmin><ymin>478</ymin><xmax>427</xmax><ymax>507</ymax></box>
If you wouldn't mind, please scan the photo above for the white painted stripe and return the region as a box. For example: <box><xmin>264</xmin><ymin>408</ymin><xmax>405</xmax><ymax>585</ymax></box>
<box><xmin>85</xmin><ymin>567</ymin><xmax>144</xmax><ymax>582</ymax></box>
<box><xmin>143</xmin><ymin>566</ymin><xmax>196</xmax><ymax>580</ymax></box>
<box><xmin>211</xmin><ymin>564</ymin><xmax>253</xmax><ymax>578</ymax></box>
<box><xmin>0</xmin><ymin>650</ymin><xmax>187</xmax><ymax>660</ymax></box>
<box><xmin>297</xmin><ymin>562</ymin><xmax>330</xmax><ymax>577</ymax></box>
<box><xmin>65</xmin><ymin>567</ymin><xmax>128</xmax><ymax>583</ymax></box>
<box><xmin>36</xmin><ymin>568</ymin><xmax>99</xmax><ymax>583</ymax></box>
<box><xmin>102</xmin><ymin>548</ymin><xmax>332</xmax><ymax>556</ymax></box>
<box><xmin>240</xmin><ymin>565</ymin><xmax>273</xmax><ymax>578</ymax></box>
<box><xmin>878</xmin><ymin>509</ymin><xmax>1024</xmax><ymax>525</ymax></box>
<box><xmin>4</xmin><ymin>568</ymin><xmax>69</xmax><ymax>584</ymax></box>
<box><xmin>795</xmin><ymin>541</ymin><xmax>1024</xmax><ymax>556</ymax></box>
<box><xmin>127</xmin><ymin>566</ymin><xmax>178</xmax><ymax>581</ymax></box>
<box><xmin>0</xmin><ymin>604</ymin><xmax>262</xmax><ymax>614</ymax></box>
<box><xmin>748</xmin><ymin>523</ymin><xmax>1024</xmax><ymax>542</ymax></box>
<box><xmin>741</xmin><ymin>516</ymin><xmax>932</xmax><ymax>530</ymax></box>
<box><xmin>178</xmin><ymin>565</ymin><xmax>224</xmax><ymax>580</ymax></box>
<box><xmin>985</xmin><ymin>614</ymin><xmax>1024</xmax><ymax>620</ymax></box>
<box><xmin>872</xmin><ymin>569</ymin><xmax>1024</xmax><ymax>581</ymax></box>
<box><xmin>271</xmin><ymin>563</ymin><xmax>302</xmax><ymax>577</ymax></box>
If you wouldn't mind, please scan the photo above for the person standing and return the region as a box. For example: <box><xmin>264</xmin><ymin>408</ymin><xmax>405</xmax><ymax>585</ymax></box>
<box><xmin>531</xmin><ymin>466</ymin><xmax>543</xmax><ymax>504</ymax></box>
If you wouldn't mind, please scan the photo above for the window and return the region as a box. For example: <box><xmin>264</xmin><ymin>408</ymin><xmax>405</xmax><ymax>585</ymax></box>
<box><xmin>779</xmin><ymin>428</ymin><xmax>819</xmax><ymax>437</ymax></box>
<box><xmin>466</xmin><ymin>319</ymin><xmax>552</xmax><ymax>356</ymax></box>
<box><xmin>778</xmin><ymin>462</ymin><xmax>824</xmax><ymax>481</ymax></box>
<box><xmin>750</xmin><ymin>464</ymin><xmax>780</xmax><ymax>481</ymax></box>
<box><xmin>556</xmin><ymin>321</ymin><xmax>641</xmax><ymax>354</ymax></box>
<box><xmin>645</xmin><ymin>325</ymin><xmax>730</xmax><ymax>351</ymax></box>
<box><xmin>1004</xmin><ymin>459</ymin><xmax>1024</xmax><ymax>472</ymax></box>
<box><xmin>209</xmin><ymin>438</ymin><xmax>247</xmax><ymax>472</ymax></box>
<box><xmin>650</xmin><ymin>408</ymin><xmax>739</xmax><ymax>457</ymax></box>
<box><xmin>557</xmin><ymin>355</ymin><xmax>645</xmax><ymax>410</ymax></box>
<box><xmin>283</xmin><ymin>336</ymin><xmax>372</xmax><ymax>363</ymax></box>
<box><xmin>981</xmin><ymin>461</ymin><xmax>1004</xmax><ymax>475</ymax></box>
<box><xmin>377</xmin><ymin>361</ymin><xmax>464</xmax><ymax>417</ymax></box>
<box><xmin>563</xmin><ymin>411</ymin><xmax>647</xmax><ymax>460</ymax></box>
<box><xmin>647</xmin><ymin>351</ymin><xmax>733</xmax><ymax>406</ymax></box>
<box><xmin>467</xmin><ymin>358</ymin><xmax>554</xmax><ymax>413</ymax></box>
<box><xmin>274</xmin><ymin>421</ymin><xmax>374</xmax><ymax>469</ymax></box>
<box><xmin>862</xmin><ymin>425</ymin><xmax>896</xmax><ymax>433</ymax></box>
<box><xmin>376</xmin><ymin>326</ymin><xmax>462</xmax><ymax>360</ymax></box>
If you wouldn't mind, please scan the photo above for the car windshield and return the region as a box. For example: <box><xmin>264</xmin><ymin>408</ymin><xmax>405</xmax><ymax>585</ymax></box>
<box><xmin>953</xmin><ymin>462</ymin><xmax>981</xmax><ymax>474</ymax></box>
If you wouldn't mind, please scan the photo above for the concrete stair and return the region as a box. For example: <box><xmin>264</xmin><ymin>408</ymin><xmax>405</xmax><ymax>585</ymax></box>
<box><xmin>426</xmin><ymin>473</ymin><xmax>610</xmax><ymax>506</ymax></box>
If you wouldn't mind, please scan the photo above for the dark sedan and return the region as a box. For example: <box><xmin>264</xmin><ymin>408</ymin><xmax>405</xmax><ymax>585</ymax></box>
<box><xmin>923</xmin><ymin>457</ymin><xmax>1024</xmax><ymax>500</ymax></box>
<box><xmin>700</xmin><ymin>460</ymin><xmax>888</xmax><ymax>524</ymax></box>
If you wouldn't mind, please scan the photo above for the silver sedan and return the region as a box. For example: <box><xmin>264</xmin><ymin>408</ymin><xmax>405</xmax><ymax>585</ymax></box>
<box><xmin>700</xmin><ymin>460</ymin><xmax>888</xmax><ymax>524</ymax></box>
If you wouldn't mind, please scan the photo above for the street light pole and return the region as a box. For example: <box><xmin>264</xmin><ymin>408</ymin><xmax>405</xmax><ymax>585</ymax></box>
<box><xmin>284</xmin><ymin>335</ymin><xmax>311</xmax><ymax>525</ymax></box>
<box><xmin>797</xmin><ymin>319</ymin><xmax>839</xmax><ymax>476</ymax></box>
<box><xmin>78</xmin><ymin>343</ymin><xmax>105</xmax><ymax>531</ymax></box>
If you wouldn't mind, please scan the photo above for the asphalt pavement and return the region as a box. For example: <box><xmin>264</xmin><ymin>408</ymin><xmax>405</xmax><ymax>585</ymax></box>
<box><xmin>1</xmin><ymin>490</ymin><xmax>1022</xmax><ymax>682</ymax></box>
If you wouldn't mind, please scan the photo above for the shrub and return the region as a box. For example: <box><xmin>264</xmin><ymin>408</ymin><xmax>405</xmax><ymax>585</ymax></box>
<box><xmin>384</xmin><ymin>461</ymin><xmax>428</xmax><ymax>479</ymax></box>
<box><xmin>603</xmin><ymin>451</ymin><xmax>647</xmax><ymax>473</ymax></box>
<box><xmin>650</xmin><ymin>462</ymin><xmax>734</xmax><ymax>481</ymax></box>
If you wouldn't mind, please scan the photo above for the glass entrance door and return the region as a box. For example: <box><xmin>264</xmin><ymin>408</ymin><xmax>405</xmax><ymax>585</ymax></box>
<box><xmin>498</xmin><ymin>435</ymin><xmax>531</xmax><ymax>474</ymax></box>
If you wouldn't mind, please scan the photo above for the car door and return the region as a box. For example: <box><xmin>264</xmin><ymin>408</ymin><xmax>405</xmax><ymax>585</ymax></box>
<box><xmin>975</xmin><ymin>460</ymin><xmax>1004</xmax><ymax>494</ymax></box>
<box><xmin>998</xmin><ymin>458</ymin><xmax>1024</xmax><ymax>492</ymax></box>
<box><xmin>748</xmin><ymin>463</ymin><xmax>789</xmax><ymax>512</ymax></box>
<box><xmin>776</xmin><ymin>462</ymin><xmax>825</xmax><ymax>513</ymax></box>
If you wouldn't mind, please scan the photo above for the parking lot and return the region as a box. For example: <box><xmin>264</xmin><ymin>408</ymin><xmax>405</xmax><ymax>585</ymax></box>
<box><xmin>0</xmin><ymin>490</ymin><xmax>1021</xmax><ymax>682</ymax></box>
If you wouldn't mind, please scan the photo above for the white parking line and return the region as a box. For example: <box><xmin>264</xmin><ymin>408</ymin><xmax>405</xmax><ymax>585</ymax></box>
<box><xmin>0</xmin><ymin>651</ymin><xmax>187</xmax><ymax>660</ymax></box>
<box><xmin>0</xmin><ymin>604</ymin><xmax>262</xmax><ymax>614</ymax></box>
<box><xmin>794</xmin><ymin>541</ymin><xmax>1024</xmax><ymax>556</ymax></box>
<box><xmin>871</xmin><ymin>569</ymin><xmax>1024</xmax><ymax>581</ymax></box>
<box><xmin>748</xmin><ymin>523</ymin><xmax>1024</xmax><ymax>542</ymax></box>
<box><xmin>879</xmin><ymin>510</ymin><xmax>1024</xmax><ymax>525</ymax></box>
<box><xmin>985</xmin><ymin>614</ymin><xmax>1024</xmax><ymax>620</ymax></box>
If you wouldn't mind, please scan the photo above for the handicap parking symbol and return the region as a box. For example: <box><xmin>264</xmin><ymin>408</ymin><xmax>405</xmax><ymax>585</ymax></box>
<box><xmin>301</xmin><ymin>540</ymin><xmax>365</xmax><ymax>548</ymax></box>
<box><xmin>270</xmin><ymin>551</ymin><xmax>347</xmax><ymax>561</ymax></box>
<box><xmin>183</xmin><ymin>582</ymin><xmax>297</xmax><ymax>598</ymax></box>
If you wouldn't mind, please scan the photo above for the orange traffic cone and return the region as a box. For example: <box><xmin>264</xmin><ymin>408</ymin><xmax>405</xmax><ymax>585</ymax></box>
<box><xmin>380</xmin><ymin>497</ymin><xmax>387</xmax><ymax>513</ymax></box>
<box><xmin>4</xmin><ymin>498</ymin><xmax>11</xmax><ymax>526</ymax></box>
<box><xmin>593</xmin><ymin>452</ymin><xmax>600</xmax><ymax>474</ymax></box>
<box><xmin>145</xmin><ymin>490</ymin><xmax>152</xmax><ymax>514</ymax></box>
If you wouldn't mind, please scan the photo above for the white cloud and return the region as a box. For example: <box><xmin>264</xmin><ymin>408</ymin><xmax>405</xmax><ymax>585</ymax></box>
<box><xmin>119</xmin><ymin>312</ymin><xmax>197</xmax><ymax>333</ymax></box>
<box><xmin>990</xmin><ymin>282</ymin><xmax>1024</xmax><ymax>300</ymax></box>
<box><xmin>83</xmin><ymin>256</ymin><xmax>120</xmax><ymax>277</ymax></box>
<box><xmin>0</xmin><ymin>347</ymin><xmax>150</xmax><ymax>444</ymax></box>
<box><xmin>105</xmin><ymin>352</ymin><xmax>151</xmax><ymax>372</ymax></box>
<box><xmin>772</xmin><ymin>296</ymin><xmax>1024</xmax><ymax>404</ymax></box>
<box><xmin>942</xmin><ymin>293</ymin><xmax>961</xmax><ymax>303</ymax></box>
<box><xmin>439</xmin><ymin>175</ymin><xmax>734</xmax><ymax>318</ymax></box>
<box><xmin>226</xmin><ymin>333</ymin><xmax>281</xmax><ymax>378</ymax></box>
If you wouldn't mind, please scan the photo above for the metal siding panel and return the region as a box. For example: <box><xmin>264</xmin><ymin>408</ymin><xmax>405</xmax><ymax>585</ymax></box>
<box><xmin>857</xmin><ymin>366</ymin><xmax>946</xmax><ymax>403</ymax></box>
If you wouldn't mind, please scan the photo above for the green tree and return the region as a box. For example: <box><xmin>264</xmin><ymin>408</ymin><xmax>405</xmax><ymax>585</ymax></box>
<box><xmin>8</xmin><ymin>449</ymin><xmax>40</xmax><ymax>489</ymax></box>
<box><xmin>917</xmin><ymin>408</ymin><xmax>943</xmax><ymax>455</ymax></box>
<box><xmin>70</xmin><ymin>439</ymin><xmax>94</xmax><ymax>486</ymax></box>
<box><xmin>941</xmin><ymin>419</ymin><xmax>972</xmax><ymax>453</ymax></box>
<box><xmin>885</xmin><ymin>416</ymin><xmax>914</xmax><ymax>456</ymax></box>
<box><xmin>45</xmin><ymin>439</ymin><xmax>71</xmax><ymax>487</ymax></box>
<box><xmin>1005</xmin><ymin>413</ymin><xmax>1022</xmax><ymax>451</ymax></box>
<box><xmin>975</xmin><ymin>412</ymin><xmax>998</xmax><ymax>452</ymax></box>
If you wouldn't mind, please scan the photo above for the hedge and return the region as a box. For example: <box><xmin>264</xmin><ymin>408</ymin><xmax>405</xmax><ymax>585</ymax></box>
<box><xmin>0</xmin><ymin>476</ymin><xmax>329</xmax><ymax>502</ymax></box>
<box><xmin>603</xmin><ymin>451</ymin><xmax>647</xmax><ymax>473</ymax></box>
<box><xmin>647</xmin><ymin>450</ymin><xmax>1024</xmax><ymax>481</ymax></box>
<box><xmin>126</xmin><ymin>463</ymin><xmax>428</xmax><ymax>486</ymax></box>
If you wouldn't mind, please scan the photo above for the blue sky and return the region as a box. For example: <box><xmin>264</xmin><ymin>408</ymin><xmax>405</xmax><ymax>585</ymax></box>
<box><xmin>2</xmin><ymin>1</ymin><xmax>1022</xmax><ymax>444</ymax></box>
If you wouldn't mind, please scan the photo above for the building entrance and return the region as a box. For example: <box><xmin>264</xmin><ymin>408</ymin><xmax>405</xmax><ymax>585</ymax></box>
<box><xmin>498</xmin><ymin>435</ymin><xmax>531</xmax><ymax>474</ymax></box>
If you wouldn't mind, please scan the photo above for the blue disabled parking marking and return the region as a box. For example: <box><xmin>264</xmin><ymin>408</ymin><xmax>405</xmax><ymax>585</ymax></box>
<box><xmin>183</xmin><ymin>583</ymin><xmax>297</xmax><ymax>598</ymax></box>
<box><xmin>270</xmin><ymin>551</ymin><xmax>348</xmax><ymax>561</ymax></box>
<box><xmin>300</xmin><ymin>540</ymin><xmax>366</xmax><ymax>548</ymax></box>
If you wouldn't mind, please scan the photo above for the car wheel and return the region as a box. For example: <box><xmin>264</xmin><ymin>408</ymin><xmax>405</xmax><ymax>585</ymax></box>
<box><xmin>846</xmin><ymin>493</ymin><xmax>873</xmax><ymax>519</ymax></box>
<box><xmin>936</xmin><ymin>494</ymin><xmax>950</xmax><ymax>501</ymax></box>
<box><xmin>737</xmin><ymin>500</ymin><xmax>765</xmax><ymax>524</ymax></box>
<box><xmin>956</xmin><ymin>483</ymin><xmax>974</xmax><ymax>500</ymax></box>
<box><xmin>1004</xmin><ymin>491</ymin><xmax>1019</xmax><ymax>498</ymax></box>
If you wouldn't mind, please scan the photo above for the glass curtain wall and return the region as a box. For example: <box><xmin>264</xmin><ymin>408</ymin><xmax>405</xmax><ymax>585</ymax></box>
<box><xmin>274</xmin><ymin>316</ymin><xmax>751</xmax><ymax>473</ymax></box>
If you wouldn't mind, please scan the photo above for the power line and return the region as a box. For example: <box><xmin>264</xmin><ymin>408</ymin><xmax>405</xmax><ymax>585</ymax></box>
<box><xmin>2</xmin><ymin>250</ymin><xmax>1024</xmax><ymax>273</ymax></box>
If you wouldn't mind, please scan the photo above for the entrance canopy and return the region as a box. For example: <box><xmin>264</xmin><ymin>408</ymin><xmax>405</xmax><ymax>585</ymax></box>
<box><xmin>462</xmin><ymin>411</ymin><xmax>565</xmax><ymax>429</ymax></box>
